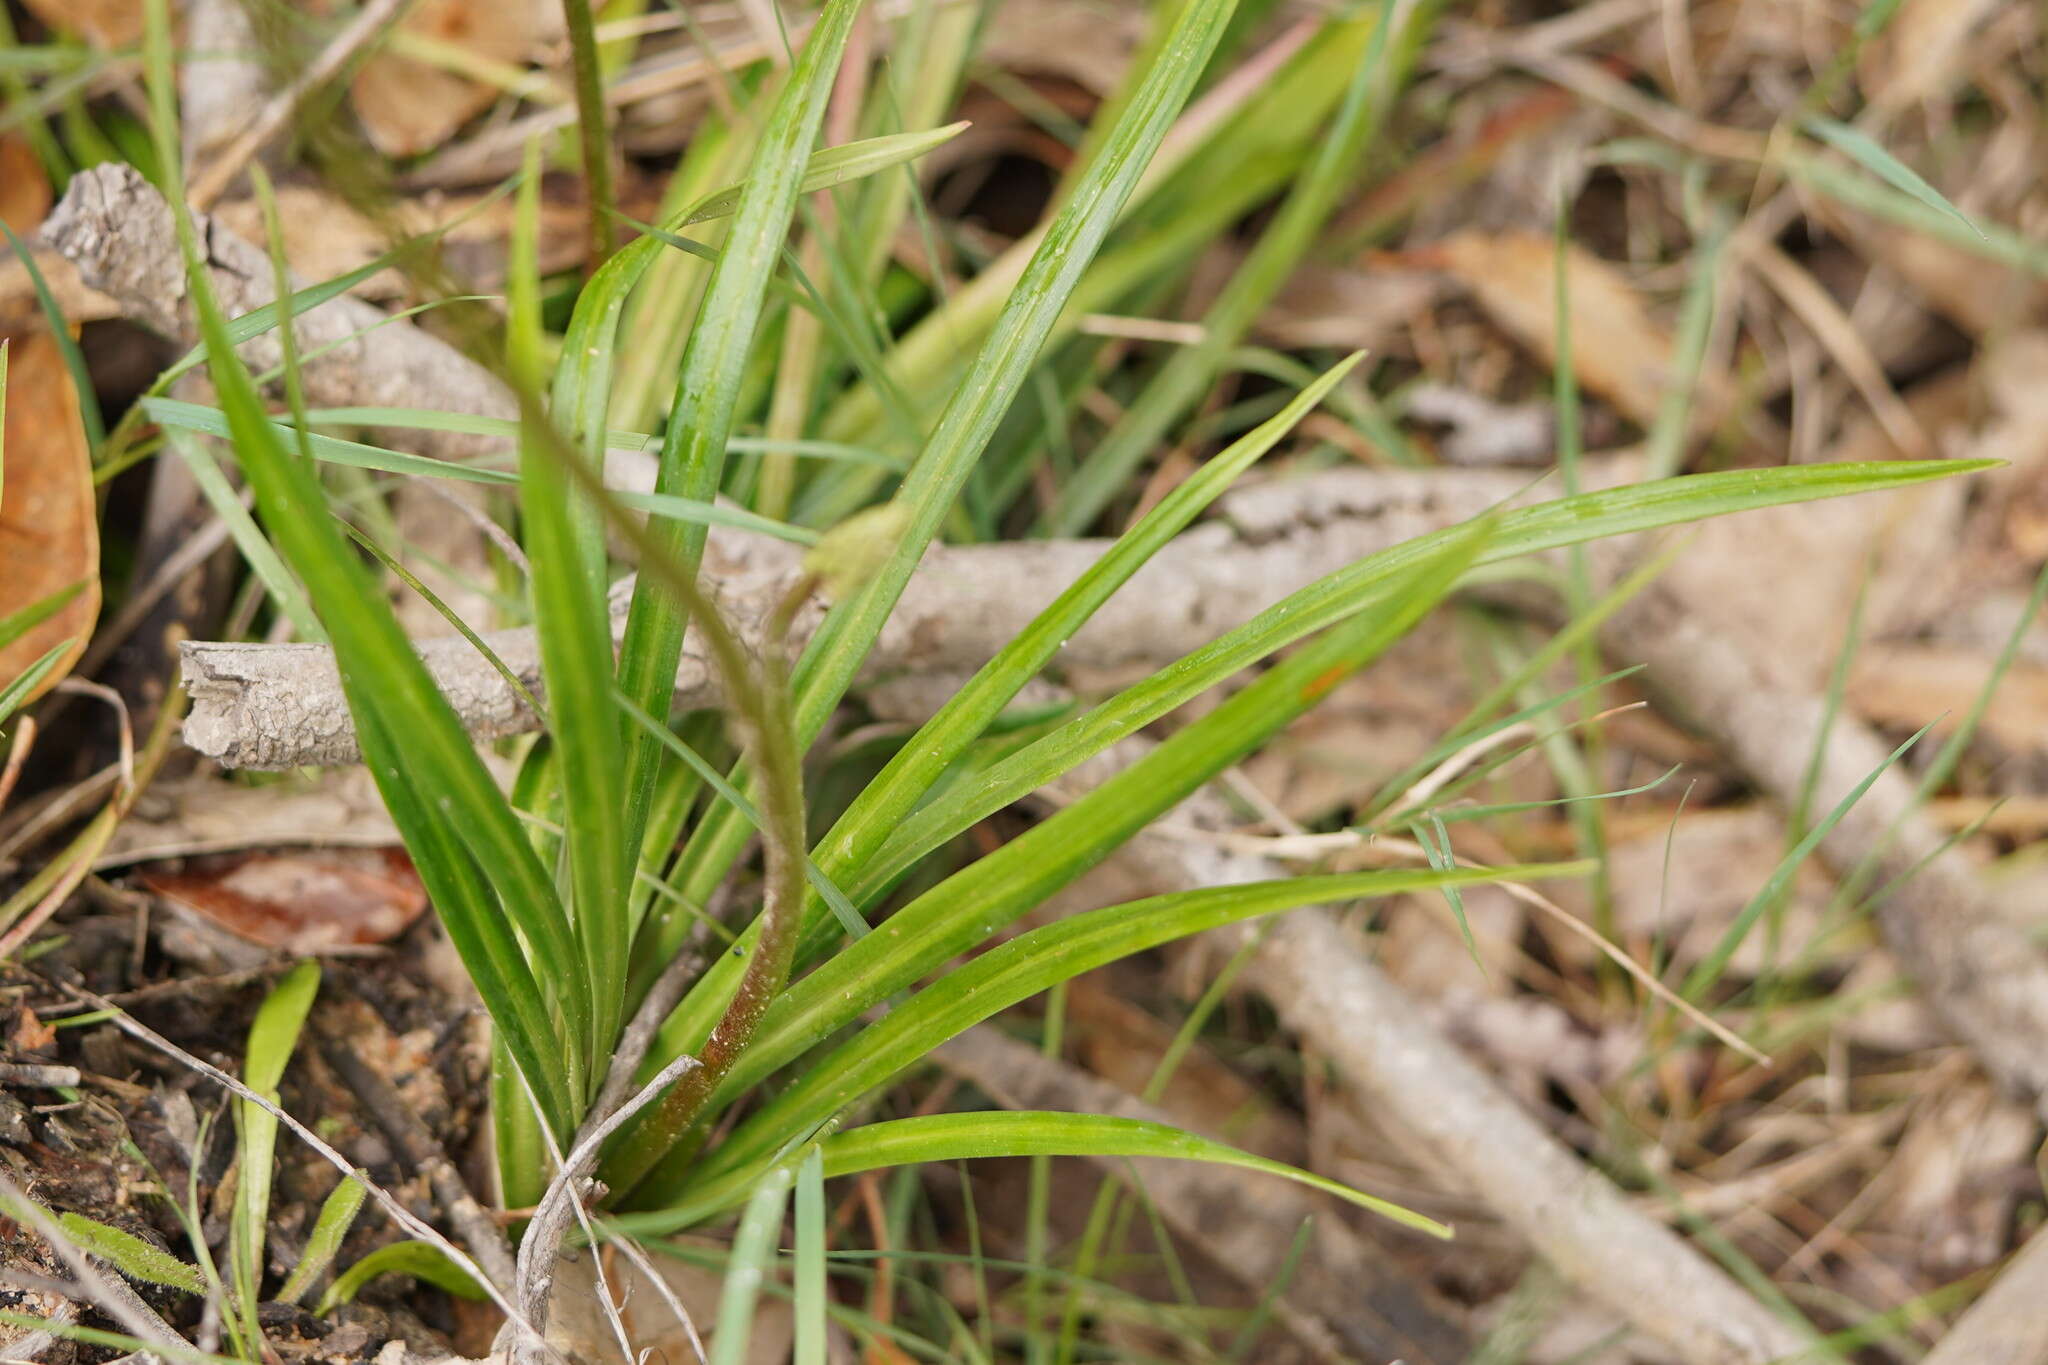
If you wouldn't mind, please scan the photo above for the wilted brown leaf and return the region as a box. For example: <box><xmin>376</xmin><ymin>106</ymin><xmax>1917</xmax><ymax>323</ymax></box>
<box><xmin>0</xmin><ymin>330</ymin><xmax>99</xmax><ymax>703</ymax></box>
<box><xmin>350</xmin><ymin>0</ymin><xmax>549</xmax><ymax>158</ymax></box>
<box><xmin>142</xmin><ymin>847</ymin><xmax>429</xmax><ymax>951</ymax></box>
<box><xmin>0</xmin><ymin>135</ymin><xmax>50</xmax><ymax>236</ymax></box>
<box><xmin>1849</xmin><ymin>644</ymin><xmax>2048</xmax><ymax>756</ymax></box>
<box><xmin>17</xmin><ymin>0</ymin><xmax>143</xmax><ymax>49</ymax></box>
<box><xmin>1419</xmin><ymin>230</ymin><xmax>1724</xmax><ymax>430</ymax></box>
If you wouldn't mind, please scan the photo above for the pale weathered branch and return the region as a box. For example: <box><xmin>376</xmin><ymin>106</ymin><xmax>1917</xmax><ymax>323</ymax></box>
<box><xmin>175</xmin><ymin>470</ymin><xmax>1499</xmax><ymax>768</ymax></box>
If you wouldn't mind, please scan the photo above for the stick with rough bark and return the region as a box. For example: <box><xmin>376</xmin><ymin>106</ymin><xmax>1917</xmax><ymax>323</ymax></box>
<box><xmin>176</xmin><ymin>470</ymin><xmax>1498</xmax><ymax>767</ymax></box>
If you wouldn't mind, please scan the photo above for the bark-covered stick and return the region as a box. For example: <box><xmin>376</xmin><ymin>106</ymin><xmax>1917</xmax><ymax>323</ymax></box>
<box><xmin>176</xmin><ymin>470</ymin><xmax>1501</xmax><ymax>768</ymax></box>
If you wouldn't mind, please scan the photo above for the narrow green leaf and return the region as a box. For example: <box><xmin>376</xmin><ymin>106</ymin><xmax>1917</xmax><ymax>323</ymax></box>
<box><xmin>244</xmin><ymin>960</ymin><xmax>320</xmax><ymax>1093</ymax></box>
<box><xmin>628</xmin><ymin>1112</ymin><xmax>1451</xmax><ymax>1241</ymax></box>
<box><xmin>163</xmin><ymin>428</ymin><xmax>323</xmax><ymax>642</ymax></box>
<box><xmin>278</xmin><ymin>1178</ymin><xmax>367</xmax><ymax>1307</ymax></box>
<box><xmin>812</xmin><ymin>352</ymin><xmax>1364</xmax><ymax>913</ymax></box>
<box><xmin>683</xmin><ymin>122</ymin><xmax>969</xmax><ymax>226</ymax></box>
<box><xmin>0</xmin><ymin>642</ymin><xmax>70</xmax><ymax>728</ymax></box>
<box><xmin>514</xmin><ymin>137</ymin><xmax>634</xmax><ymax>1082</ymax></box>
<box><xmin>1780</xmin><ymin>151</ymin><xmax>2047</xmax><ymax>276</ymax></box>
<box><xmin>707</xmin><ymin>1156</ymin><xmax>797</xmax><ymax>1365</ymax></box>
<box><xmin>55</xmin><ymin>1214</ymin><xmax>207</xmax><ymax>1296</ymax></box>
<box><xmin>146</xmin><ymin>0</ymin><xmax>584</xmax><ymax>1134</ymax></box>
<box><xmin>318</xmin><ymin>1241</ymin><xmax>491</xmax><ymax>1315</ymax></box>
<box><xmin>234</xmin><ymin>961</ymin><xmax>320</xmax><ymax>1340</ymax></box>
<box><xmin>0</xmin><ymin>582</ymin><xmax>85</xmax><ymax>652</ymax></box>
<box><xmin>1682</xmin><ymin>721</ymin><xmax>1936</xmax><ymax>1002</ymax></box>
<box><xmin>611</xmin><ymin>0</ymin><xmax>871</xmax><ymax>876</ymax></box>
<box><xmin>0</xmin><ymin>219</ymin><xmax>103</xmax><ymax>451</ymax></box>
<box><xmin>792</xmin><ymin>1147</ymin><xmax>827</xmax><ymax>1365</ymax></box>
<box><xmin>688</xmin><ymin>863</ymin><xmax>1585</xmax><ymax>1203</ymax></box>
<box><xmin>1803</xmin><ymin>118</ymin><xmax>1986</xmax><ymax>242</ymax></box>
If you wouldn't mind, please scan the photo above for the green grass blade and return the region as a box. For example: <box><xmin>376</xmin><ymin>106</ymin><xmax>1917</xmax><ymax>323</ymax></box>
<box><xmin>612</xmin><ymin>520</ymin><xmax>1490</xmax><ymax>1200</ymax></box>
<box><xmin>233</xmin><ymin>961</ymin><xmax>321</xmax><ymax>1341</ymax></box>
<box><xmin>0</xmin><ymin>219</ymin><xmax>103</xmax><ymax>452</ymax></box>
<box><xmin>1780</xmin><ymin>150</ymin><xmax>2048</xmax><ymax>276</ymax></box>
<box><xmin>707</xmin><ymin>1155</ymin><xmax>797</xmax><ymax>1365</ymax></box>
<box><xmin>162</xmin><ymin>428</ymin><xmax>323</xmax><ymax>642</ymax></box>
<box><xmin>864</xmin><ymin>461</ymin><xmax>1993</xmax><ymax>895</ymax></box>
<box><xmin>0</xmin><ymin>582</ymin><xmax>86</xmax><ymax>652</ymax></box>
<box><xmin>1681</xmin><ymin>720</ymin><xmax>1936</xmax><ymax>1003</ymax></box>
<box><xmin>144</xmin><ymin>0</ymin><xmax>583</xmax><ymax>1132</ymax></box>
<box><xmin>513</xmin><ymin>141</ymin><xmax>634</xmax><ymax>1080</ymax></box>
<box><xmin>318</xmin><ymin>1241</ymin><xmax>492</xmax><ymax>1315</ymax></box>
<box><xmin>811</xmin><ymin>351</ymin><xmax>1365</xmax><ymax>902</ymax></box>
<box><xmin>0</xmin><ymin>642</ymin><xmax>71</xmax><ymax>729</ymax></box>
<box><xmin>683</xmin><ymin>122</ymin><xmax>969</xmax><ymax>226</ymax></box>
<box><xmin>611</xmin><ymin>0</ymin><xmax>870</xmax><ymax>867</ymax></box>
<box><xmin>792</xmin><ymin>1146</ymin><xmax>828</xmax><ymax>1365</ymax></box>
<box><xmin>630</xmin><ymin>1111</ymin><xmax>1452</xmax><ymax>1241</ymax></box>
<box><xmin>1802</xmin><ymin>117</ymin><xmax>1985</xmax><ymax>242</ymax></box>
<box><xmin>690</xmin><ymin>862</ymin><xmax>1584</xmax><ymax>1199</ymax></box>
<box><xmin>277</xmin><ymin>1177</ymin><xmax>367</xmax><ymax>1307</ymax></box>
<box><xmin>55</xmin><ymin>1214</ymin><xmax>207</xmax><ymax>1296</ymax></box>
<box><xmin>1042</xmin><ymin>5</ymin><xmax>1411</xmax><ymax>534</ymax></box>
<box><xmin>143</xmin><ymin>398</ymin><xmax>821</xmax><ymax>543</ymax></box>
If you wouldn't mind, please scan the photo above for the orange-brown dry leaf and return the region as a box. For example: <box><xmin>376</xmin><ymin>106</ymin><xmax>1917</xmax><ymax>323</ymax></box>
<box><xmin>0</xmin><ymin>331</ymin><xmax>99</xmax><ymax>703</ymax></box>
<box><xmin>142</xmin><ymin>847</ymin><xmax>429</xmax><ymax>951</ymax></box>
<box><xmin>18</xmin><ymin>0</ymin><xmax>143</xmax><ymax>49</ymax></box>
<box><xmin>11</xmin><ymin>1005</ymin><xmax>55</xmax><ymax>1053</ymax></box>
<box><xmin>0</xmin><ymin>135</ymin><xmax>51</xmax><ymax>235</ymax></box>
<box><xmin>350</xmin><ymin>0</ymin><xmax>548</xmax><ymax>158</ymax></box>
<box><xmin>1850</xmin><ymin>644</ymin><xmax>2048</xmax><ymax>756</ymax></box>
<box><xmin>1424</xmin><ymin>230</ymin><xmax>1721</xmax><ymax>431</ymax></box>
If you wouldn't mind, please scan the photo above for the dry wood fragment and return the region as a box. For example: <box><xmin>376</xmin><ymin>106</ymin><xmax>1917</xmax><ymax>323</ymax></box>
<box><xmin>41</xmin><ymin>164</ymin><xmax>513</xmax><ymax>464</ymax></box>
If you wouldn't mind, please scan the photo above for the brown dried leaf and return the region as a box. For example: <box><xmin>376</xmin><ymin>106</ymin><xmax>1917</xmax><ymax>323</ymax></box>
<box><xmin>11</xmin><ymin>1005</ymin><xmax>55</xmax><ymax>1053</ymax></box>
<box><xmin>0</xmin><ymin>330</ymin><xmax>99</xmax><ymax>703</ymax></box>
<box><xmin>350</xmin><ymin>0</ymin><xmax>548</xmax><ymax>158</ymax></box>
<box><xmin>17</xmin><ymin>0</ymin><xmax>142</xmax><ymax>49</ymax></box>
<box><xmin>1422</xmin><ymin>230</ymin><xmax>1717</xmax><ymax>430</ymax></box>
<box><xmin>0</xmin><ymin>135</ymin><xmax>51</xmax><ymax>236</ymax></box>
<box><xmin>1850</xmin><ymin>645</ymin><xmax>2048</xmax><ymax>755</ymax></box>
<box><xmin>142</xmin><ymin>848</ymin><xmax>429</xmax><ymax>951</ymax></box>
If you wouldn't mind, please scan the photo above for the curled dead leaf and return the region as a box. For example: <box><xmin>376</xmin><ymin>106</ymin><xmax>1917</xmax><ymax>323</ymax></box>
<box><xmin>1</xmin><ymin>331</ymin><xmax>100</xmax><ymax>704</ymax></box>
<box><xmin>1415</xmin><ymin>231</ymin><xmax>1727</xmax><ymax>432</ymax></box>
<box><xmin>141</xmin><ymin>847</ymin><xmax>429</xmax><ymax>952</ymax></box>
<box><xmin>350</xmin><ymin>0</ymin><xmax>550</xmax><ymax>158</ymax></box>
